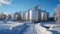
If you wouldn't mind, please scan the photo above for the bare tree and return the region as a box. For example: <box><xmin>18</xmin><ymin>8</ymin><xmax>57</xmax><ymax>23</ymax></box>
<box><xmin>55</xmin><ymin>5</ymin><xmax>60</xmax><ymax>24</ymax></box>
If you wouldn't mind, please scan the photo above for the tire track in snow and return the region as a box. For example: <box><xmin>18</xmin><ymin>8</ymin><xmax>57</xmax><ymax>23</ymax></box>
<box><xmin>22</xmin><ymin>24</ymin><xmax>37</xmax><ymax>34</ymax></box>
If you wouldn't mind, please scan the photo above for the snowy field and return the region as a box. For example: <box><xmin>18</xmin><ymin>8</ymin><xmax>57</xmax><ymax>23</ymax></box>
<box><xmin>0</xmin><ymin>21</ymin><xmax>25</xmax><ymax>30</ymax></box>
<box><xmin>0</xmin><ymin>21</ymin><xmax>60</xmax><ymax>34</ymax></box>
<box><xmin>40</xmin><ymin>22</ymin><xmax>60</xmax><ymax>34</ymax></box>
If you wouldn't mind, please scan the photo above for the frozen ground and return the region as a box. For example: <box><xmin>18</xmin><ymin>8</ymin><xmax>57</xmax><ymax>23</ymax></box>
<box><xmin>0</xmin><ymin>21</ymin><xmax>24</xmax><ymax>30</ymax></box>
<box><xmin>18</xmin><ymin>23</ymin><xmax>52</xmax><ymax>34</ymax></box>
<box><xmin>40</xmin><ymin>22</ymin><xmax>60</xmax><ymax>34</ymax></box>
<box><xmin>22</xmin><ymin>23</ymin><xmax>37</xmax><ymax>34</ymax></box>
<box><xmin>0</xmin><ymin>21</ymin><xmax>60</xmax><ymax>34</ymax></box>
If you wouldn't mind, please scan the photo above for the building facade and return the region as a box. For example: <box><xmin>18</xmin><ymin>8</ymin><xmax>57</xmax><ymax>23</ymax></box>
<box><xmin>23</xmin><ymin>5</ymin><xmax>49</xmax><ymax>22</ymax></box>
<box><xmin>41</xmin><ymin>11</ymin><xmax>49</xmax><ymax>21</ymax></box>
<box><xmin>29</xmin><ymin>6</ymin><xmax>42</xmax><ymax>22</ymax></box>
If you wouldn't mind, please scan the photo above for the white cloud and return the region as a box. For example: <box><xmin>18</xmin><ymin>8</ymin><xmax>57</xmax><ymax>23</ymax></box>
<box><xmin>0</xmin><ymin>0</ymin><xmax>11</xmax><ymax>6</ymax></box>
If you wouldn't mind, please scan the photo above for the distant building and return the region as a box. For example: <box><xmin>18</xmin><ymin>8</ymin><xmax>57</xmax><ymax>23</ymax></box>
<box><xmin>54</xmin><ymin>13</ymin><xmax>57</xmax><ymax>21</ymax></box>
<box><xmin>11</xmin><ymin>14</ymin><xmax>14</xmax><ymax>20</ymax></box>
<box><xmin>25</xmin><ymin>11</ymin><xmax>28</xmax><ymax>21</ymax></box>
<box><xmin>41</xmin><ymin>11</ymin><xmax>49</xmax><ymax>21</ymax></box>
<box><xmin>0</xmin><ymin>12</ymin><xmax>7</xmax><ymax>21</ymax></box>
<box><xmin>11</xmin><ymin>12</ymin><xmax>21</xmax><ymax>21</ymax></box>
<box><xmin>13</xmin><ymin>12</ymin><xmax>18</xmax><ymax>20</ymax></box>
<box><xmin>7</xmin><ymin>14</ymin><xmax>12</xmax><ymax>21</ymax></box>
<box><xmin>20</xmin><ymin>12</ymin><xmax>24</xmax><ymax>20</ymax></box>
<box><xmin>10</xmin><ymin>5</ymin><xmax>49</xmax><ymax>22</ymax></box>
<box><xmin>23</xmin><ymin>12</ymin><xmax>26</xmax><ymax>20</ymax></box>
<box><xmin>24</xmin><ymin>5</ymin><xmax>49</xmax><ymax>22</ymax></box>
<box><xmin>16</xmin><ymin>12</ymin><xmax>21</xmax><ymax>20</ymax></box>
<box><xmin>29</xmin><ymin>5</ymin><xmax>42</xmax><ymax>22</ymax></box>
<box><xmin>0</xmin><ymin>12</ymin><xmax>4</xmax><ymax>20</ymax></box>
<box><xmin>25</xmin><ymin>10</ymin><xmax>30</xmax><ymax>21</ymax></box>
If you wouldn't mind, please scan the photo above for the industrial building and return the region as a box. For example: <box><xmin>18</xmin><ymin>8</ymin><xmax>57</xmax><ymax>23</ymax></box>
<box><xmin>0</xmin><ymin>12</ymin><xmax>7</xmax><ymax>21</ymax></box>
<box><xmin>10</xmin><ymin>5</ymin><xmax>49</xmax><ymax>22</ymax></box>
<box><xmin>21</xmin><ymin>5</ymin><xmax>49</xmax><ymax>22</ymax></box>
<box><xmin>25</xmin><ymin>10</ymin><xmax>30</xmax><ymax>21</ymax></box>
<box><xmin>22</xmin><ymin>12</ymin><xmax>26</xmax><ymax>21</ymax></box>
<box><xmin>20</xmin><ymin>12</ymin><xmax>24</xmax><ymax>20</ymax></box>
<box><xmin>7</xmin><ymin>14</ymin><xmax>12</xmax><ymax>21</ymax></box>
<box><xmin>11</xmin><ymin>12</ymin><xmax>21</xmax><ymax>21</ymax></box>
<box><xmin>23</xmin><ymin>5</ymin><xmax>42</xmax><ymax>22</ymax></box>
<box><xmin>29</xmin><ymin>8</ymin><xmax>42</xmax><ymax>22</ymax></box>
<box><xmin>41</xmin><ymin>11</ymin><xmax>49</xmax><ymax>21</ymax></box>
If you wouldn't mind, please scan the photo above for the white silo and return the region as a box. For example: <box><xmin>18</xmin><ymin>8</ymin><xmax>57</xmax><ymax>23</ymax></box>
<box><xmin>25</xmin><ymin>11</ymin><xmax>28</xmax><ymax>21</ymax></box>
<box><xmin>29</xmin><ymin>5</ymin><xmax>42</xmax><ymax>22</ymax></box>
<box><xmin>30</xmin><ymin>9</ymin><xmax>39</xmax><ymax>22</ymax></box>
<box><xmin>41</xmin><ymin>11</ymin><xmax>49</xmax><ymax>21</ymax></box>
<box><xmin>20</xmin><ymin>12</ymin><xmax>24</xmax><ymax>20</ymax></box>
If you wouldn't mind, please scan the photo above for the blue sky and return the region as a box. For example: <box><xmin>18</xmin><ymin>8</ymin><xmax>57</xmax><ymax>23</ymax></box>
<box><xmin>0</xmin><ymin>0</ymin><xmax>59</xmax><ymax>15</ymax></box>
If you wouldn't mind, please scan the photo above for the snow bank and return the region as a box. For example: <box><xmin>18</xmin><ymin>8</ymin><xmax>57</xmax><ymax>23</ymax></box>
<box><xmin>0</xmin><ymin>21</ymin><xmax>4</xmax><ymax>23</ymax></box>
<box><xmin>41</xmin><ymin>23</ymin><xmax>60</xmax><ymax>33</ymax></box>
<box><xmin>0</xmin><ymin>22</ymin><xmax>24</xmax><ymax>30</ymax></box>
<box><xmin>49</xmin><ymin>25</ymin><xmax>60</xmax><ymax>33</ymax></box>
<box><xmin>35</xmin><ymin>23</ymin><xmax>52</xmax><ymax>34</ymax></box>
<box><xmin>0</xmin><ymin>21</ymin><xmax>14</xmax><ymax>23</ymax></box>
<box><xmin>9</xmin><ymin>23</ymin><xmax>24</xmax><ymax>30</ymax></box>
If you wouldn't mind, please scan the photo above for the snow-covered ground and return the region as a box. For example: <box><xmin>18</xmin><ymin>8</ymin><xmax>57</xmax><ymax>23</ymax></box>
<box><xmin>0</xmin><ymin>21</ymin><xmax>60</xmax><ymax>34</ymax></box>
<box><xmin>0</xmin><ymin>21</ymin><xmax>24</xmax><ymax>30</ymax></box>
<box><xmin>35</xmin><ymin>23</ymin><xmax>52</xmax><ymax>34</ymax></box>
<box><xmin>40</xmin><ymin>22</ymin><xmax>60</xmax><ymax>34</ymax></box>
<box><xmin>22</xmin><ymin>23</ymin><xmax>37</xmax><ymax>34</ymax></box>
<box><xmin>20</xmin><ymin>23</ymin><xmax>52</xmax><ymax>34</ymax></box>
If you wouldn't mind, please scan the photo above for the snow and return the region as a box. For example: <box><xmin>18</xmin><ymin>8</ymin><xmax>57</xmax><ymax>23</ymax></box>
<box><xmin>0</xmin><ymin>21</ymin><xmax>60</xmax><ymax>34</ymax></box>
<box><xmin>40</xmin><ymin>22</ymin><xmax>60</xmax><ymax>34</ymax></box>
<box><xmin>22</xmin><ymin>22</ymin><xmax>52</xmax><ymax>34</ymax></box>
<box><xmin>0</xmin><ymin>21</ymin><xmax>24</xmax><ymax>30</ymax></box>
<box><xmin>49</xmin><ymin>25</ymin><xmax>60</xmax><ymax>33</ymax></box>
<box><xmin>23</xmin><ymin>24</ymin><xmax>37</xmax><ymax>34</ymax></box>
<box><xmin>35</xmin><ymin>23</ymin><xmax>52</xmax><ymax>34</ymax></box>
